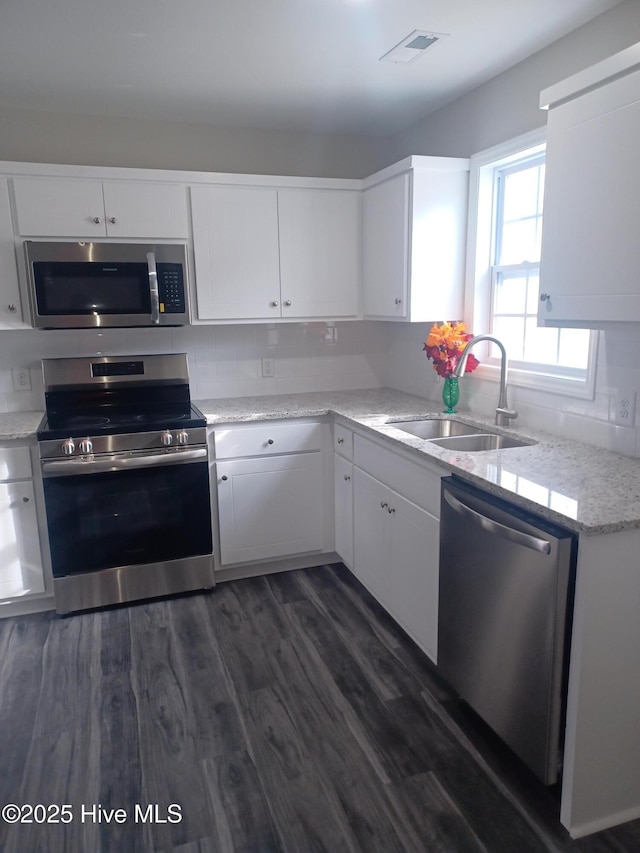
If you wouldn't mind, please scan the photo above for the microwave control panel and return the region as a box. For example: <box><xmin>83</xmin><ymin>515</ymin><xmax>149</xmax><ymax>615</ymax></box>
<box><xmin>157</xmin><ymin>263</ymin><xmax>186</xmax><ymax>314</ymax></box>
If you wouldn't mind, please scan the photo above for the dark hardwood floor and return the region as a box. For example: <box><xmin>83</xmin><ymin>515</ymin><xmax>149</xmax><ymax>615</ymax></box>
<box><xmin>1</xmin><ymin>563</ymin><xmax>639</xmax><ymax>852</ymax></box>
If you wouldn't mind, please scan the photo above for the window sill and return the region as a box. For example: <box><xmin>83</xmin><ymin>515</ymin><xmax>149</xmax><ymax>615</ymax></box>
<box><xmin>471</xmin><ymin>362</ymin><xmax>596</xmax><ymax>401</ymax></box>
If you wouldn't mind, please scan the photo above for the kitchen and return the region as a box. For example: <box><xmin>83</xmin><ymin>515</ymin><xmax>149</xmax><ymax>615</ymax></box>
<box><xmin>1</xmin><ymin>0</ymin><xmax>640</xmax><ymax>850</ymax></box>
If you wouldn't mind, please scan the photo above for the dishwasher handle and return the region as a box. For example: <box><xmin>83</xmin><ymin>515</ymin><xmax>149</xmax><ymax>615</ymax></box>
<box><xmin>443</xmin><ymin>488</ymin><xmax>551</xmax><ymax>554</ymax></box>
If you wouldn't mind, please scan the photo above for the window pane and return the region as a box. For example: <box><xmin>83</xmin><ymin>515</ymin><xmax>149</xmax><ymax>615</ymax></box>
<box><xmin>524</xmin><ymin>318</ymin><xmax>558</xmax><ymax>364</ymax></box>
<box><xmin>492</xmin><ymin>316</ymin><xmax>525</xmax><ymax>361</ymax></box>
<box><xmin>499</xmin><ymin>219</ymin><xmax>540</xmax><ymax>264</ymax></box>
<box><xmin>558</xmin><ymin>328</ymin><xmax>591</xmax><ymax>369</ymax></box>
<box><xmin>495</xmin><ymin>273</ymin><xmax>527</xmax><ymax>314</ymax></box>
<box><xmin>502</xmin><ymin>167</ymin><xmax>541</xmax><ymax>221</ymax></box>
<box><xmin>526</xmin><ymin>272</ymin><xmax>540</xmax><ymax>314</ymax></box>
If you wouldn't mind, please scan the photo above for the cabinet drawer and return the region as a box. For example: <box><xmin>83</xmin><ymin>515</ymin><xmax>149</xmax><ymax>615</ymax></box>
<box><xmin>0</xmin><ymin>446</ymin><xmax>32</xmax><ymax>482</ymax></box>
<box><xmin>333</xmin><ymin>424</ymin><xmax>353</xmax><ymax>459</ymax></box>
<box><xmin>214</xmin><ymin>422</ymin><xmax>323</xmax><ymax>459</ymax></box>
<box><xmin>354</xmin><ymin>434</ymin><xmax>441</xmax><ymax>518</ymax></box>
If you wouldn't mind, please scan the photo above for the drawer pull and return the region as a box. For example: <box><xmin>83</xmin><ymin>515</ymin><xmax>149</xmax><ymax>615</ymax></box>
<box><xmin>380</xmin><ymin>501</ymin><xmax>388</xmax><ymax>509</ymax></box>
<box><xmin>267</xmin><ymin>439</ymin><xmax>274</xmax><ymax>445</ymax></box>
<box><xmin>344</xmin><ymin>474</ymin><xmax>351</xmax><ymax>481</ymax></box>
<box><xmin>337</xmin><ymin>437</ymin><xmax>344</xmax><ymax>444</ymax></box>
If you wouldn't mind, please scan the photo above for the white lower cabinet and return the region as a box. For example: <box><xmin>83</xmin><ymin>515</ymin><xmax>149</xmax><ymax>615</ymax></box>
<box><xmin>352</xmin><ymin>437</ymin><xmax>441</xmax><ymax>663</ymax></box>
<box><xmin>217</xmin><ymin>454</ymin><xmax>325</xmax><ymax>565</ymax></box>
<box><xmin>0</xmin><ymin>447</ymin><xmax>45</xmax><ymax>602</ymax></box>
<box><xmin>213</xmin><ymin>421</ymin><xmax>329</xmax><ymax>567</ymax></box>
<box><xmin>334</xmin><ymin>453</ymin><xmax>354</xmax><ymax>569</ymax></box>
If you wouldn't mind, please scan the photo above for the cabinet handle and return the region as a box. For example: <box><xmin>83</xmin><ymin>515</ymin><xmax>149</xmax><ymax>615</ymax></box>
<box><xmin>7</xmin><ymin>304</ymin><xmax>15</xmax><ymax>312</ymax></box>
<box><xmin>337</xmin><ymin>437</ymin><xmax>344</xmax><ymax>444</ymax></box>
<box><xmin>539</xmin><ymin>292</ymin><xmax>551</xmax><ymax>302</ymax></box>
<box><xmin>267</xmin><ymin>439</ymin><xmax>274</xmax><ymax>445</ymax></box>
<box><xmin>221</xmin><ymin>475</ymin><xmax>228</xmax><ymax>481</ymax></box>
<box><xmin>344</xmin><ymin>474</ymin><xmax>351</xmax><ymax>481</ymax></box>
<box><xmin>22</xmin><ymin>496</ymin><xmax>29</xmax><ymax>503</ymax></box>
<box><xmin>394</xmin><ymin>298</ymin><xmax>402</xmax><ymax>305</ymax></box>
<box><xmin>388</xmin><ymin>506</ymin><xmax>396</xmax><ymax>514</ymax></box>
<box><xmin>380</xmin><ymin>501</ymin><xmax>388</xmax><ymax>509</ymax></box>
<box><xmin>93</xmin><ymin>217</ymin><xmax>102</xmax><ymax>224</ymax></box>
<box><xmin>271</xmin><ymin>300</ymin><xmax>279</xmax><ymax>307</ymax></box>
<box><xmin>109</xmin><ymin>217</ymin><xmax>118</xmax><ymax>224</ymax></box>
<box><xmin>284</xmin><ymin>300</ymin><xmax>292</xmax><ymax>307</ymax></box>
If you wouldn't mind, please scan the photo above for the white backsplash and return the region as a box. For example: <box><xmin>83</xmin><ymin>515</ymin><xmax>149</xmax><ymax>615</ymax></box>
<box><xmin>0</xmin><ymin>321</ymin><xmax>389</xmax><ymax>413</ymax></box>
<box><xmin>384</xmin><ymin>322</ymin><xmax>640</xmax><ymax>457</ymax></box>
<box><xmin>4</xmin><ymin>317</ymin><xmax>640</xmax><ymax>457</ymax></box>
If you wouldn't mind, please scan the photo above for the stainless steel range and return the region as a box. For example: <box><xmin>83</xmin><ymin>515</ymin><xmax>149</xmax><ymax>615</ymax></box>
<box><xmin>37</xmin><ymin>353</ymin><xmax>214</xmax><ymax>615</ymax></box>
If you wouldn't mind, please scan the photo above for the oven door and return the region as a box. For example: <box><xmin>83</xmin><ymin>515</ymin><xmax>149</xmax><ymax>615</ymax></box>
<box><xmin>42</xmin><ymin>451</ymin><xmax>213</xmax><ymax>577</ymax></box>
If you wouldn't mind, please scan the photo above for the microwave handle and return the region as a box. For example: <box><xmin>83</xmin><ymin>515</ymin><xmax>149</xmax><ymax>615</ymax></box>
<box><xmin>147</xmin><ymin>252</ymin><xmax>160</xmax><ymax>324</ymax></box>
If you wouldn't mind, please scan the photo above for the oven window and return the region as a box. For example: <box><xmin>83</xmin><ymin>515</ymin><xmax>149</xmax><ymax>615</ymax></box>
<box><xmin>33</xmin><ymin>262</ymin><xmax>151</xmax><ymax>315</ymax></box>
<box><xmin>43</xmin><ymin>461</ymin><xmax>212</xmax><ymax>576</ymax></box>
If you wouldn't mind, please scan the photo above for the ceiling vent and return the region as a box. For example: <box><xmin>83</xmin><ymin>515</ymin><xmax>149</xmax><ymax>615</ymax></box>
<box><xmin>379</xmin><ymin>30</ymin><xmax>449</xmax><ymax>64</ymax></box>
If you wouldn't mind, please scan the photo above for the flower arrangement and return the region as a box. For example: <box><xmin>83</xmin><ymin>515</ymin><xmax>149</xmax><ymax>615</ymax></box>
<box><xmin>423</xmin><ymin>321</ymin><xmax>480</xmax><ymax>378</ymax></box>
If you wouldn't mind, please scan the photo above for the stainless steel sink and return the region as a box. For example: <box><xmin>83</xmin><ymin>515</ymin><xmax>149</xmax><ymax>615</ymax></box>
<box><xmin>387</xmin><ymin>417</ymin><xmax>535</xmax><ymax>451</ymax></box>
<box><xmin>429</xmin><ymin>434</ymin><xmax>533</xmax><ymax>451</ymax></box>
<box><xmin>387</xmin><ymin>418</ymin><xmax>486</xmax><ymax>440</ymax></box>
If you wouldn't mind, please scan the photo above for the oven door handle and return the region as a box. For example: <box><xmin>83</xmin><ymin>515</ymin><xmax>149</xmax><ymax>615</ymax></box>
<box><xmin>41</xmin><ymin>447</ymin><xmax>207</xmax><ymax>477</ymax></box>
<box><xmin>147</xmin><ymin>251</ymin><xmax>160</xmax><ymax>325</ymax></box>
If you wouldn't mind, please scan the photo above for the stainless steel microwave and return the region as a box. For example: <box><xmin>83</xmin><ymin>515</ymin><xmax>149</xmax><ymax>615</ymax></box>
<box><xmin>24</xmin><ymin>241</ymin><xmax>190</xmax><ymax>329</ymax></box>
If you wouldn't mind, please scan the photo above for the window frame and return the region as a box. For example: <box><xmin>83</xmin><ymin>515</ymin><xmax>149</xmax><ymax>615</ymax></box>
<box><xmin>465</xmin><ymin>128</ymin><xmax>598</xmax><ymax>400</ymax></box>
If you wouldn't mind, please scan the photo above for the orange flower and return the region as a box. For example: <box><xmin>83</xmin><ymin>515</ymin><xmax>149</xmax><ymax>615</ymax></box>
<box><xmin>423</xmin><ymin>321</ymin><xmax>479</xmax><ymax>378</ymax></box>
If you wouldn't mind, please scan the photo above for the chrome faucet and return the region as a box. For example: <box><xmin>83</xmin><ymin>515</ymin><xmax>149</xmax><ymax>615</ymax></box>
<box><xmin>453</xmin><ymin>334</ymin><xmax>518</xmax><ymax>427</ymax></box>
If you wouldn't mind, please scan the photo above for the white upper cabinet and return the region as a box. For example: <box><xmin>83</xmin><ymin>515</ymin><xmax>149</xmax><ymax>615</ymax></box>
<box><xmin>362</xmin><ymin>156</ymin><xmax>469</xmax><ymax>322</ymax></box>
<box><xmin>12</xmin><ymin>177</ymin><xmax>189</xmax><ymax>239</ymax></box>
<box><xmin>0</xmin><ymin>179</ymin><xmax>27</xmax><ymax>328</ymax></box>
<box><xmin>278</xmin><ymin>189</ymin><xmax>360</xmax><ymax>318</ymax></box>
<box><xmin>539</xmin><ymin>45</ymin><xmax>640</xmax><ymax>327</ymax></box>
<box><xmin>191</xmin><ymin>183</ymin><xmax>361</xmax><ymax>322</ymax></box>
<box><xmin>191</xmin><ymin>185</ymin><xmax>281</xmax><ymax>320</ymax></box>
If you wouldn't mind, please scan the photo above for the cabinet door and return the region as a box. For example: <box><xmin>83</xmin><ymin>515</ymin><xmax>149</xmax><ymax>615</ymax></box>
<box><xmin>102</xmin><ymin>182</ymin><xmax>188</xmax><ymax>239</ymax></box>
<box><xmin>352</xmin><ymin>468</ymin><xmax>389</xmax><ymax>604</ymax></box>
<box><xmin>540</xmin><ymin>68</ymin><xmax>640</xmax><ymax>326</ymax></box>
<box><xmin>216</xmin><ymin>453</ymin><xmax>325</xmax><ymax>565</ymax></box>
<box><xmin>386</xmin><ymin>490</ymin><xmax>439</xmax><ymax>663</ymax></box>
<box><xmin>278</xmin><ymin>189</ymin><xmax>360</xmax><ymax>318</ymax></box>
<box><xmin>362</xmin><ymin>173</ymin><xmax>409</xmax><ymax>319</ymax></box>
<box><xmin>12</xmin><ymin>177</ymin><xmax>107</xmax><ymax>237</ymax></box>
<box><xmin>0</xmin><ymin>179</ymin><xmax>27</xmax><ymax>328</ymax></box>
<box><xmin>191</xmin><ymin>185</ymin><xmax>281</xmax><ymax>320</ymax></box>
<box><xmin>334</xmin><ymin>454</ymin><xmax>353</xmax><ymax>568</ymax></box>
<box><xmin>0</xmin><ymin>481</ymin><xmax>45</xmax><ymax>601</ymax></box>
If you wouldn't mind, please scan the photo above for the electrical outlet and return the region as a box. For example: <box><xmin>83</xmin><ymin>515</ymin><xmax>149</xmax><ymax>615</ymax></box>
<box><xmin>611</xmin><ymin>389</ymin><xmax>636</xmax><ymax>426</ymax></box>
<box><xmin>12</xmin><ymin>368</ymin><xmax>31</xmax><ymax>391</ymax></box>
<box><xmin>261</xmin><ymin>357</ymin><xmax>275</xmax><ymax>378</ymax></box>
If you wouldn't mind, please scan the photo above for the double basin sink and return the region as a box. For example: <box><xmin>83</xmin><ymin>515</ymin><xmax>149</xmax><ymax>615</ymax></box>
<box><xmin>387</xmin><ymin>417</ymin><xmax>535</xmax><ymax>452</ymax></box>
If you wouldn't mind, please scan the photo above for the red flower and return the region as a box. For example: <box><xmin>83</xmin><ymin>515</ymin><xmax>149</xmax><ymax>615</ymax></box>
<box><xmin>422</xmin><ymin>322</ymin><xmax>480</xmax><ymax>378</ymax></box>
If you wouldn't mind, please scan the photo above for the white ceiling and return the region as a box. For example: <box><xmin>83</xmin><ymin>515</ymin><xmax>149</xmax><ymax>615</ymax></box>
<box><xmin>0</xmin><ymin>0</ymin><xmax>622</xmax><ymax>137</ymax></box>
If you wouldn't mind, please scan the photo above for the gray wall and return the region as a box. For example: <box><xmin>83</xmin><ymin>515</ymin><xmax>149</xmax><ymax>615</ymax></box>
<box><xmin>1</xmin><ymin>3</ymin><xmax>638</xmax><ymax>177</ymax></box>
<box><xmin>0</xmin><ymin>107</ymin><xmax>394</xmax><ymax>179</ymax></box>
<box><xmin>391</xmin><ymin>0</ymin><xmax>640</xmax><ymax>159</ymax></box>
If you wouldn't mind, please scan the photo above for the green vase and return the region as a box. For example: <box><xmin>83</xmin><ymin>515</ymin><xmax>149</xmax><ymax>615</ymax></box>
<box><xmin>442</xmin><ymin>377</ymin><xmax>460</xmax><ymax>414</ymax></box>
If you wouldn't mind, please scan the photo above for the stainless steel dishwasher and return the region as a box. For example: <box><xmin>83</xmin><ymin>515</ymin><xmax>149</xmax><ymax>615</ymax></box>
<box><xmin>438</xmin><ymin>476</ymin><xmax>576</xmax><ymax>785</ymax></box>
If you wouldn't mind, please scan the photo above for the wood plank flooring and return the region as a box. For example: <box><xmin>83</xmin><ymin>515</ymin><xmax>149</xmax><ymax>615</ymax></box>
<box><xmin>1</xmin><ymin>562</ymin><xmax>639</xmax><ymax>852</ymax></box>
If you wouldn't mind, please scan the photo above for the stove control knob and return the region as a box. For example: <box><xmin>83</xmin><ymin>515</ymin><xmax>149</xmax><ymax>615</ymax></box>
<box><xmin>62</xmin><ymin>439</ymin><xmax>75</xmax><ymax>456</ymax></box>
<box><xmin>176</xmin><ymin>430</ymin><xmax>189</xmax><ymax>446</ymax></box>
<box><xmin>78</xmin><ymin>438</ymin><xmax>93</xmax><ymax>455</ymax></box>
<box><xmin>161</xmin><ymin>430</ymin><xmax>174</xmax><ymax>447</ymax></box>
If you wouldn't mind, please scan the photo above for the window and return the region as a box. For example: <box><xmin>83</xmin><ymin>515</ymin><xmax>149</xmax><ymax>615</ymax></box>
<box><xmin>467</xmin><ymin>130</ymin><xmax>597</xmax><ymax>398</ymax></box>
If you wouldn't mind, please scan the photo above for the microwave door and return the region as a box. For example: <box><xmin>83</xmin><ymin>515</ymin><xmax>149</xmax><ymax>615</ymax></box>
<box><xmin>146</xmin><ymin>252</ymin><xmax>160</xmax><ymax>325</ymax></box>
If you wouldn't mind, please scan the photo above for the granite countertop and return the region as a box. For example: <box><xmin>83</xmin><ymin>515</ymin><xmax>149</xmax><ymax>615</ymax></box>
<box><xmin>7</xmin><ymin>389</ymin><xmax>640</xmax><ymax>536</ymax></box>
<box><xmin>0</xmin><ymin>410</ymin><xmax>44</xmax><ymax>440</ymax></box>
<box><xmin>197</xmin><ymin>388</ymin><xmax>640</xmax><ymax>537</ymax></box>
